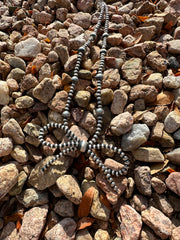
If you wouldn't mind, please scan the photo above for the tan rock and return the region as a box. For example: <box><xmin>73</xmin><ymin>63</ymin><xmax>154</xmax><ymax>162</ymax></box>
<box><xmin>132</xmin><ymin>147</ymin><xmax>164</xmax><ymax>163</ymax></box>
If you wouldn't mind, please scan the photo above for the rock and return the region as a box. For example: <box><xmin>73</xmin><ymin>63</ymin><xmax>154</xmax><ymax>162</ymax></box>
<box><xmin>173</xmin><ymin>88</ymin><xmax>180</xmax><ymax>107</ymax></box>
<box><xmin>25</xmin><ymin>143</ymin><xmax>42</xmax><ymax>162</ymax></box>
<box><xmin>110</xmin><ymin>112</ymin><xmax>133</xmax><ymax>136</ymax></box>
<box><xmin>28</xmin><ymin>156</ymin><xmax>73</xmax><ymax>190</ymax></box>
<box><xmin>164</xmin><ymin>111</ymin><xmax>180</xmax><ymax>133</ymax></box>
<box><xmin>7</xmin><ymin>68</ymin><xmax>25</xmax><ymax>82</ymax></box>
<box><xmin>167</xmin><ymin>40</ymin><xmax>180</xmax><ymax>54</ymax></box>
<box><xmin>141</xmin><ymin>206</ymin><xmax>172</xmax><ymax>239</ymax></box>
<box><xmin>0</xmin><ymin>163</ymin><xmax>18</xmax><ymax>200</ymax></box>
<box><xmin>21</xmin><ymin>74</ymin><xmax>39</xmax><ymax>91</ymax></box>
<box><xmin>5</xmin><ymin>56</ymin><xmax>26</xmax><ymax>71</ymax></box>
<box><xmin>55</xmin><ymin>0</ymin><xmax>71</xmax><ymax>10</ymax></box>
<box><xmin>146</xmin><ymin>51</ymin><xmax>167</xmax><ymax>72</ymax></box>
<box><xmin>11</xmin><ymin>145</ymin><xmax>28</xmax><ymax>163</ymax></box>
<box><xmin>77</xmin><ymin>0</ymin><xmax>94</xmax><ymax>13</ymax></box>
<box><xmin>142</xmin><ymin>73</ymin><xmax>163</xmax><ymax>89</ymax></box>
<box><xmin>119</xmin><ymin>204</ymin><xmax>142</xmax><ymax>240</ymax></box>
<box><xmin>23</xmin><ymin>123</ymin><xmax>41</xmax><ymax>138</ymax></box>
<box><xmin>15</xmin><ymin>96</ymin><xmax>34</xmax><ymax>109</ymax></box>
<box><xmin>56</xmin><ymin>175</ymin><xmax>82</xmax><ymax>205</ymax></box>
<box><xmin>96</xmin><ymin>172</ymin><xmax>128</xmax><ymax>205</ymax></box>
<box><xmin>101</xmin><ymin>88</ymin><xmax>114</xmax><ymax>105</ymax></box>
<box><xmin>151</xmin><ymin>177</ymin><xmax>166</xmax><ymax>194</ymax></box>
<box><xmin>174</xmin><ymin>26</ymin><xmax>180</xmax><ymax>39</ymax></box>
<box><xmin>54</xmin><ymin>199</ymin><xmax>74</xmax><ymax>217</ymax></box>
<box><xmin>15</xmin><ymin>37</ymin><xmax>41</xmax><ymax>59</ymax></box>
<box><xmin>167</xmin><ymin>148</ymin><xmax>180</xmax><ymax>166</ymax></box>
<box><xmin>19</xmin><ymin>205</ymin><xmax>48</xmax><ymax>240</ymax></box>
<box><xmin>173</xmin><ymin>129</ymin><xmax>180</xmax><ymax>140</ymax></box>
<box><xmin>75</xmin><ymin>90</ymin><xmax>91</xmax><ymax>108</ymax></box>
<box><xmin>84</xmin><ymin>167</ymin><xmax>95</xmax><ymax>180</ymax></box>
<box><xmin>107</xmin><ymin>33</ymin><xmax>123</xmax><ymax>46</ymax></box>
<box><xmin>142</xmin><ymin>112</ymin><xmax>158</xmax><ymax>126</ymax></box>
<box><xmin>94</xmin><ymin>229</ymin><xmax>110</xmax><ymax>240</ymax></box>
<box><xmin>110</xmin><ymin>89</ymin><xmax>128</xmax><ymax>115</ymax></box>
<box><xmin>2</xmin><ymin>118</ymin><xmax>25</xmax><ymax>144</ymax></box>
<box><xmin>56</xmin><ymin>8</ymin><xmax>68</xmax><ymax>22</ymax></box>
<box><xmin>165</xmin><ymin>172</ymin><xmax>180</xmax><ymax>196</ymax></box>
<box><xmin>0</xmin><ymin>80</ymin><xmax>9</xmax><ymax>105</ymax></box>
<box><xmin>0</xmin><ymin>222</ymin><xmax>18</xmax><ymax>240</ymax></box>
<box><xmin>154</xmin><ymin>105</ymin><xmax>169</xmax><ymax>122</ymax></box>
<box><xmin>81</xmin><ymin>180</ymin><xmax>110</xmax><ymax>221</ymax></box>
<box><xmin>153</xmin><ymin>193</ymin><xmax>173</xmax><ymax>217</ymax></box>
<box><xmin>159</xmin><ymin>131</ymin><xmax>175</xmax><ymax>148</ymax></box>
<box><xmin>68</xmin><ymin>23</ymin><xmax>84</xmax><ymax>39</ymax></box>
<box><xmin>48</xmin><ymin>50</ymin><xmax>59</xmax><ymax>63</ymax></box>
<box><xmin>79</xmin><ymin>111</ymin><xmax>96</xmax><ymax>135</ymax></box>
<box><xmin>33</xmin><ymin>78</ymin><xmax>56</xmax><ymax>104</ymax></box>
<box><xmin>38</xmin><ymin>63</ymin><xmax>51</xmax><ymax>81</ymax></box>
<box><xmin>48</xmin><ymin>90</ymin><xmax>68</xmax><ymax>113</ymax></box>
<box><xmin>0</xmin><ymin>59</ymin><xmax>11</xmax><ymax>80</ymax></box>
<box><xmin>132</xmin><ymin>147</ymin><xmax>164</xmax><ymax>163</ymax></box>
<box><xmin>134</xmin><ymin>166</ymin><xmax>151</xmax><ymax>196</ymax></box>
<box><xmin>136</xmin><ymin>26</ymin><xmax>156</xmax><ymax>42</ymax></box>
<box><xmin>121</xmin><ymin>124</ymin><xmax>150</xmax><ymax>151</ymax></box>
<box><xmin>7</xmin><ymin>78</ymin><xmax>19</xmax><ymax>92</ymax></box>
<box><xmin>102</xmin><ymin>68</ymin><xmax>120</xmax><ymax>88</ymax></box>
<box><xmin>17</xmin><ymin>188</ymin><xmax>48</xmax><ymax>208</ymax></box>
<box><xmin>75</xmin><ymin>229</ymin><xmax>93</xmax><ymax>240</ymax></box>
<box><xmin>134</xmin><ymin>99</ymin><xmax>145</xmax><ymax>111</ymax></box>
<box><xmin>125</xmin><ymin>177</ymin><xmax>135</xmax><ymax>198</ymax></box>
<box><xmin>78</xmin><ymin>69</ymin><xmax>92</xmax><ymax>80</ymax></box>
<box><xmin>0</xmin><ymin>137</ymin><xmax>13</xmax><ymax>157</ymax></box>
<box><xmin>33</xmin><ymin>10</ymin><xmax>54</xmax><ymax>24</ymax></box>
<box><xmin>144</xmin><ymin>16</ymin><xmax>164</xmax><ymax>34</ymax></box>
<box><xmin>129</xmin><ymin>84</ymin><xmax>158</xmax><ymax>103</ymax></box>
<box><xmin>45</xmin><ymin>218</ymin><xmax>76</xmax><ymax>240</ymax></box>
<box><xmin>140</xmin><ymin>226</ymin><xmax>161</xmax><ymax>240</ymax></box>
<box><xmin>9</xmin><ymin>171</ymin><xmax>27</xmax><ymax>196</ymax></box>
<box><xmin>121</xmin><ymin>58</ymin><xmax>142</xmax><ymax>85</ymax></box>
<box><xmin>171</xmin><ymin>227</ymin><xmax>180</xmax><ymax>240</ymax></box>
<box><xmin>163</xmin><ymin>75</ymin><xmax>180</xmax><ymax>89</ymax></box>
<box><xmin>130</xmin><ymin>194</ymin><xmax>148</xmax><ymax>212</ymax></box>
<box><xmin>73</xmin><ymin>12</ymin><xmax>91</xmax><ymax>29</ymax></box>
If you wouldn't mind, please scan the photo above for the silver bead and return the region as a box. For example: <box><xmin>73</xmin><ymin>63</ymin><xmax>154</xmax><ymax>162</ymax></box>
<box><xmin>96</xmin><ymin>108</ymin><xmax>104</xmax><ymax>116</ymax></box>
<box><xmin>79</xmin><ymin>140</ymin><xmax>88</xmax><ymax>152</ymax></box>
<box><xmin>95</xmin><ymin>73</ymin><xmax>103</xmax><ymax>80</ymax></box>
<box><xmin>71</xmin><ymin>76</ymin><xmax>78</xmax><ymax>82</ymax></box>
<box><xmin>100</xmin><ymin>49</ymin><xmax>107</xmax><ymax>54</ymax></box>
<box><xmin>78</xmin><ymin>46</ymin><xmax>85</xmax><ymax>53</ymax></box>
<box><xmin>62</xmin><ymin>111</ymin><xmax>70</xmax><ymax>118</ymax></box>
<box><xmin>90</xmin><ymin>32</ymin><xmax>96</xmax><ymax>38</ymax></box>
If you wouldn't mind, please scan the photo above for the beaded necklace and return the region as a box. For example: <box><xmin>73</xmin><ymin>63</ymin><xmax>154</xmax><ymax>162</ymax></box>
<box><xmin>38</xmin><ymin>1</ymin><xmax>130</xmax><ymax>192</ymax></box>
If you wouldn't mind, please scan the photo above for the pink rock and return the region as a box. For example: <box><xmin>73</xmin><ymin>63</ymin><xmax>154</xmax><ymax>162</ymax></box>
<box><xmin>165</xmin><ymin>0</ymin><xmax>180</xmax><ymax>17</ymax></box>
<box><xmin>48</xmin><ymin>90</ymin><xmax>68</xmax><ymax>113</ymax></box>
<box><xmin>56</xmin><ymin>8</ymin><xmax>68</xmax><ymax>22</ymax></box>
<box><xmin>42</xmin><ymin>134</ymin><xmax>58</xmax><ymax>156</ymax></box>
<box><xmin>79</xmin><ymin>111</ymin><xmax>96</xmax><ymax>135</ymax></box>
<box><xmin>119</xmin><ymin>204</ymin><xmax>142</xmax><ymax>240</ymax></box>
<box><xmin>19</xmin><ymin>205</ymin><xmax>48</xmax><ymax>240</ymax></box>
<box><xmin>68</xmin><ymin>23</ymin><xmax>84</xmax><ymax>38</ymax></box>
<box><xmin>107</xmin><ymin>33</ymin><xmax>123</xmax><ymax>46</ymax></box>
<box><xmin>32</xmin><ymin>10</ymin><xmax>54</xmax><ymax>24</ymax></box>
<box><xmin>64</xmin><ymin>54</ymin><xmax>78</xmax><ymax>72</ymax></box>
<box><xmin>151</xmin><ymin>177</ymin><xmax>166</xmax><ymax>194</ymax></box>
<box><xmin>73</xmin><ymin>12</ymin><xmax>91</xmax><ymax>29</ymax></box>
<box><xmin>96</xmin><ymin>172</ymin><xmax>128</xmax><ymax>205</ymax></box>
<box><xmin>142</xmin><ymin>206</ymin><xmax>172</xmax><ymax>239</ymax></box>
<box><xmin>165</xmin><ymin>172</ymin><xmax>180</xmax><ymax>196</ymax></box>
<box><xmin>45</xmin><ymin>218</ymin><xmax>76</xmax><ymax>240</ymax></box>
<box><xmin>111</xmin><ymin>90</ymin><xmax>128</xmax><ymax>115</ymax></box>
<box><xmin>171</xmin><ymin>226</ymin><xmax>180</xmax><ymax>240</ymax></box>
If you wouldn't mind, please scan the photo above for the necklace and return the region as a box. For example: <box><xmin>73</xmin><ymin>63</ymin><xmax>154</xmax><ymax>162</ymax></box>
<box><xmin>38</xmin><ymin>1</ymin><xmax>130</xmax><ymax>192</ymax></box>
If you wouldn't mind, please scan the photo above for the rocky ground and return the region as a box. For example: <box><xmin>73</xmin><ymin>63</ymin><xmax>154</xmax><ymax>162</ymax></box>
<box><xmin>0</xmin><ymin>0</ymin><xmax>180</xmax><ymax>239</ymax></box>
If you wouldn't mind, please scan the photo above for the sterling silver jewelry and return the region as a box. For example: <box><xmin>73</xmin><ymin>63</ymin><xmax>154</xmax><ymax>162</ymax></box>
<box><xmin>38</xmin><ymin>1</ymin><xmax>130</xmax><ymax>192</ymax></box>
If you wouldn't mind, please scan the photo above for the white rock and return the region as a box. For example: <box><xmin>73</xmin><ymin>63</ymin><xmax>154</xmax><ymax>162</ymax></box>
<box><xmin>164</xmin><ymin>111</ymin><xmax>180</xmax><ymax>133</ymax></box>
<box><xmin>15</xmin><ymin>37</ymin><xmax>41</xmax><ymax>58</ymax></box>
<box><xmin>0</xmin><ymin>137</ymin><xmax>13</xmax><ymax>157</ymax></box>
<box><xmin>163</xmin><ymin>75</ymin><xmax>180</xmax><ymax>89</ymax></box>
<box><xmin>0</xmin><ymin>80</ymin><xmax>9</xmax><ymax>105</ymax></box>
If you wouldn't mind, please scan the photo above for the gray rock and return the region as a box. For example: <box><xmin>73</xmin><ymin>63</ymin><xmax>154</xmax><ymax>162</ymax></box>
<box><xmin>134</xmin><ymin>166</ymin><xmax>151</xmax><ymax>196</ymax></box>
<box><xmin>163</xmin><ymin>75</ymin><xmax>180</xmax><ymax>89</ymax></box>
<box><xmin>121</xmin><ymin>124</ymin><xmax>150</xmax><ymax>151</ymax></box>
<box><xmin>0</xmin><ymin>137</ymin><xmax>13</xmax><ymax>157</ymax></box>
<box><xmin>173</xmin><ymin>128</ymin><xmax>180</xmax><ymax>140</ymax></box>
<box><xmin>110</xmin><ymin>112</ymin><xmax>133</xmax><ymax>136</ymax></box>
<box><xmin>2</xmin><ymin>118</ymin><xmax>25</xmax><ymax>144</ymax></box>
<box><xmin>17</xmin><ymin>188</ymin><xmax>48</xmax><ymax>208</ymax></box>
<box><xmin>5</xmin><ymin>56</ymin><xmax>26</xmax><ymax>71</ymax></box>
<box><xmin>167</xmin><ymin>40</ymin><xmax>180</xmax><ymax>54</ymax></box>
<box><xmin>7</xmin><ymin>68</ymin><xmax>25</xmax><ymax>82</ymax></box>
<box><xmin>166</xmin><ymin>148</ymin><xmax>180</xmax><ymax>166</ymax></box>
<box><xmin>0</xmin><ymin>163</ymin><xmax>19</xmax><ymax>200</ymax></box>
<box><xmin>15</xmin><ymin>37</ymin><xmax>41</xmax><ymax>59</ymax></box>
<box><xmin>164</xmin><ymin>111</ymin><xmax>180</xmax><ymax>133</ymax></box>
<box><xmin>56</xmin><ymin>175</ymin><xmax>82</xmax><ymax>205</ymax></box>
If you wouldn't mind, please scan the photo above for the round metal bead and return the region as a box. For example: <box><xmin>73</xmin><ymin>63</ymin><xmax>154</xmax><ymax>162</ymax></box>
<box><xmin>90</xmin><ymin>32</ymin><xmax>96</xmax><ymax>38</ymax></box>
<box><xmin>78</xmin><ymin>46</ymin><xmax>85</xmax><ymax>53</ymax></box>
<box><xmin>96</xmin><ymin>108</ymin><xmax>104</xmax><ymax>116</ymax></box>
<box><xmin>95</xmin><ymin>73</ymin><xmax>103</xmax><ymax>80</ymax></box>
<box><xmin>71</xmin><ymin>76</ymin><xmax>78</xmax><ymax>82</ymax></box>
<box><xmin>62</xmin><ymin>111</ymin><xmax>70</xmax><ymax>119</ymax></box>
<box><xmin>100</xmin><ymin>49</ymin><xmax>107</xmax><ymax>54</ymax></box>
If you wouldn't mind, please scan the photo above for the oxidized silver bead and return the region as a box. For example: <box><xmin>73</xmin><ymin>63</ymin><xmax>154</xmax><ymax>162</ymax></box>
<box><xmin>78</xmin><ymin>46</ymin><xmax>85</xmax><ymax>53</ymax></box>
<box><xmin>71</xmin><ymin>76</ymin><xmax>78</xmax><ymax>82</ymax></box>
<box><xmin>90</xmin><ymin>32</ymin><xmax>96</xmax><ymax>38</ymax></box>
<box><xmin>102</xmin><ymin>32</ymin><xmax>109</xmax><ymax>38</ymax></box>
<box><xmin>79</xmin><ymin>140</ymin><xmax>88</xmax><ymax>152</ymax></box>
<box><xmin>100</xmin><ymin>49</ymin><xmax>107</xmax><ymax>54</ymax></box>
<box><xmin>62</xmin><ymin>111</ymin><xmax>70</xmax><ymax>118</ymax></box>
<box><xmin>95</xmin><ymin>73</ymin><xmax>103</xmax><ymax>80</ymax></box>
<box><xmin>96</xmin><ymin>108</ymin><xmax>104</xmax><ymax>116</ymax></box>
